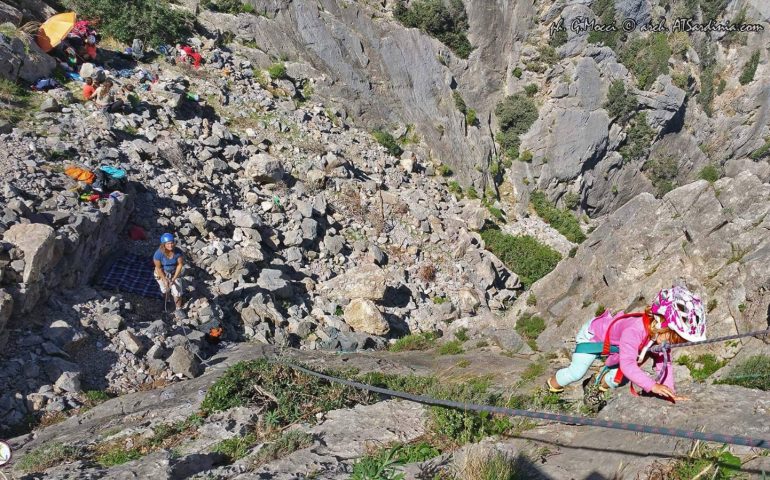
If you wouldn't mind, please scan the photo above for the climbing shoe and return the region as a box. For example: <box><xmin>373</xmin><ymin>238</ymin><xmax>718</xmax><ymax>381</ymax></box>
<box><xmin>546</xmin><ymin>377</ymin><xmax>564</xmax><ymax>394</ymax></box>
<box><xmin>582</xmin><ymin>374</ymin><xmax>608</xmax><ymax>413</ymax></box>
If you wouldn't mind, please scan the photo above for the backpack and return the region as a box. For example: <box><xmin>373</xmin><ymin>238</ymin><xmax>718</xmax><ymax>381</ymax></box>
<box><xmin>65</xmin><ymin>166</ymin><xmax>95</xmax><ymax>184</ymax></box>
<box><xmin>93</xmin><ymin>166</ymin><xmax>127</xmax><ymax>193</ymax></box>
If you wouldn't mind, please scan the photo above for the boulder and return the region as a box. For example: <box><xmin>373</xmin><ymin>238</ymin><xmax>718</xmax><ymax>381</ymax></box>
<box><xmin>0</xmin><ymin>5</ymin><xmax>23</xmax><ymax>25</ymax></box>
<box><xmin>319</xmin><ymin>264</ymin><xmax>387</xmax><ymax>301</ymax></box>
<box><xmin>96</xmin><ymin>313</ymin><xmax>124</xmax><ymax>333</ymax></box>
<box><xmin>257</xmin><ymin>269</ymin><xmax>293</xmax><ymax>298</ymax></box>
<box><xmin>54</xmin><ymin>371</ymin><xmax>82</xmax><ymax>393</ymax></box>
<box><xmin>211</xmin><ymin>250</ymin><xmax>245</xmax><ymax>279</ymax></box>
<box><xmin>0</xmin><ymin>33</ymin><xmax>56</xmax><ymax>83</ymax></box>
<box><xmin>118</xmin><ymin>330</ymin><xmax>145</xmax><ymax>355</ymax></box>
<box><xmin>3</xmin><ymin>223</ymin><xmax>56</xmax><ymax>283</ymax></box>
<box><xmin>343</xmin><ymin>298</ymin><xmax>389</xmax><ymax>335</ymax></box>
<box><xmin>168</xmin><ymin>346</ymin><xmax>202</xmax><ymax>378</ymax></box>
<box><xmin>243</xmin><ymin>153</ymin><xmax>285</xmax><ymax>183</ymax></box>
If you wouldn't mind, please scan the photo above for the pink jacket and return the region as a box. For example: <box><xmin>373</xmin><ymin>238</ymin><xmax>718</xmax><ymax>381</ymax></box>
<box><xmin>589</xmin><ymin>310</ymin><xmax>675</xmax><ymax>393</ymax></box>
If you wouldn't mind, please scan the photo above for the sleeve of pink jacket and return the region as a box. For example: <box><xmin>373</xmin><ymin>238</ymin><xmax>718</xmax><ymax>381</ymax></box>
<box><xmin>617</xmin><ymin>326</ymin><xmax>660</xmax><ymax>393</ymax></box>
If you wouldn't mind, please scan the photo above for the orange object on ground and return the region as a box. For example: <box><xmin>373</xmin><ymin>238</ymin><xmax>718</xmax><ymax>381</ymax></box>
<box><xmin>37</xmin><ymin>12</ymin><xmax>77</xmax><ymax>52</ymax></box>
<box><xmin>65</xmin><ymin>165</ymin><xmax>95</xmax><ymax>184</ymax></box>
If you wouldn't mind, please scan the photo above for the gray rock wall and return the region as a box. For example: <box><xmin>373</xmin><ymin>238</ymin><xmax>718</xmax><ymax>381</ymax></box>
<box><xmin>0</xmin><ymin>195</ymin><xmax>134</xmax><ymax>347</ymax></box>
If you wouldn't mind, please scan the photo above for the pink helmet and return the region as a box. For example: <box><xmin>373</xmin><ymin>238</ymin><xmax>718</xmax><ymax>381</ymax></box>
<box><xmin>650</xmin><ymin>286</ymin><xmax>706</xmax><ymax>342</ymax></box>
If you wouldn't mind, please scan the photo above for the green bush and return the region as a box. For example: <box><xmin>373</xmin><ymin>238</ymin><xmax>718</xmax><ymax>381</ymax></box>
<box><xmin>212</xmin><ymin>433</ymin><xmax>259</xmax><ymax>462</ymax></box>
<box><xmin>17</xmin><ymin>443</ymin><xmax>83</xmax><ymax>472</ymax></box>
<box><xmin>453</xmin><ymin>91</ymin><xmax>467</xmax><ymax>114</ymax></box>
<box><xmin>750</xmin><ymin>139</ymin><xmax>770</xmax><ymax>160</ymax></box>
<box><xmin>480</xmin><ymin>227</ymin><xmax>562</xmax><ymax>288</ymax></box>
<box><xmin>200</xmin><ymin>360</ymin><xmax>368</xmax><ymax>425</ymax></box>
<box><xmin>700</xmin><ymin>0</ymin><xmax>729</xmax><ymax>23</ymax></box>
<box><xmin>620</xmin><ymin>112</ymin><xmax>655</xmax><ymax>163</ymax></box>
<box><xmin>738</xmin><ymin>50</ymin><xmax>760</xmax><ymax>85</ymax></box>
<box><xmin>97</xmin><ymin>446</ymin><xmax>143</xmax><ymax>466</ymax></box>
<box><xmin>393</xmin><ymin>0</ymin><xmax>473</xmax><ymax>58</ymax></box>
<box><xmin>524</xmin><ymin>83</ymin><xmax>538</xmax><ymax>96</ymax></box>
<box><xmin>516</xmin><ymin>313</ymin><xmax>546</xmax><ymax>350</ymax></box>
<box><xmin>620</xmin><ymin>33</ymin><xmax>671</xmax><ymax>90</ymax></box>
<box><xmin>351</xmin><ymin>442</ymin><xmax>441</xmax><ymax>479</ymax></box>
<box><xmin>437</xmin><ymin>164</ymin><xmax>453</xmax><ymax>176</ymax></box>
<box><xmin>389</xmin><ymin>332</ymin><xmax>439</xmax><ymax>352</ymax></box>
<box><xmin>454</xmin><ymin>328</ymin><xmax>469</xmax><ymax>342</ymax></box>
<box><xmin>67</xmin><ymin>0</ymin><xmax>192</xmax><ymax>45</ymax></box>
<box><xmin>512</xmin><ymin>67</ymin><xmax>523</xmax><ymax>79</ymax></box>
<box><xmin>587</xmin><ymin>0</ymin><xmax>619</xmax><ymax>48</ymax></box>
<box><xmin>372</xmin><ymin>130</ymin><xmax>404</xmax><ymax>157</ymax></box>
<box><xmin>644</xmin><ymin>155</ymin><xmax>679</xmax><ymax>197</ymax></box>
<box><xmin>697</xmin><ymin>64</ymin><xmax>717</xmax><ymax>117</ymax></box>
<box><xmin>495</xmin><ymin>94</ymin><xmax>539</xmax><ymax>161</ymax></box>
<box><xmin>448</xmin><ymin>181</ymin><xmax>462</xmax><ymax>196</ymax></box>
<box><xmin>437</xmin><ymin>340</ymin><xmax>464</xmax><ymax>355</ymax></box>
<box><xmin>530</xmin><ymin>191</ymin><xmax>586</xmax><ymax>244</ymax></box>
<box><xmin>562</xmin><ymin>192</ymin><xmax>580</xmax><ymax>210</ymax></box>
<box><xmin>676</xmin><ymin>354</ymin><xmax>726</xmax><ymax>382</ymax></box>
<box><xmin>466</xmin><ymin>108</ymin><xmax>477</xmax><ymax>126</ymax></box>
<box><xmin>519</xmin><ymin>150</ymin><xmax>533</xmax><ymax>163</ymax></box>
<box><xmin>466</xmin><ymin>186</ymin><xmax>479</xmax><ymax>199</ymax></box>
<box><xmin>267</xmin><ymin>62</ymin><xmax>287</xmax><ymax>79</ymax></box>
<box><xmin>717</xmin><ymin>355</ymin><xmax>770</xmax><ymax>391</ymax></box>
<box><xmin>252</xmin><ymin>430</ymin><xmax>313</xmax><ymax>467</ymax></box>
<box><xmin>549</xmin><ymin>26</ymin><xmax>568</xmax><ymax>48</ymax></box>
<box><xmin>698</xmin><ymin>164</ymin><xmax>720</xmax><ymax>183</ymax></box>
<box><xmin>604</xmin><ymin>80</ymin><xmax>637</xmax><ymax>122</ymax></box>
<box><xmin>201</xmin><ymin>0</ymin><xmax>254</xmax><ymax>14</ymax></box>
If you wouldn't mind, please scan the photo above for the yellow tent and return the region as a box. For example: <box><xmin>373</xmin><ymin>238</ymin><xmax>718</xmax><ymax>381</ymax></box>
<box><xmin>36</xmin><ymin>12</ymin><xmax>77</xmax><ymax>52</ymax></box>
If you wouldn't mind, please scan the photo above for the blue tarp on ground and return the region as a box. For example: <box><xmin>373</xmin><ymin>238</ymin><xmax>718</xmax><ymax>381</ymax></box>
<box><xmin>98</xmin><ymin>253</ymin><xmax>162</xmax><ymax>298</ymax></box>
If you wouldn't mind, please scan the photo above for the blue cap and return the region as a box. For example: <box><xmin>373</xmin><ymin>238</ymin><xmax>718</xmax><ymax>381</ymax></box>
<box><xmin>160</xmin><ymin>233</ymin><xmax>175</xmax><ymax>243</ymax></box>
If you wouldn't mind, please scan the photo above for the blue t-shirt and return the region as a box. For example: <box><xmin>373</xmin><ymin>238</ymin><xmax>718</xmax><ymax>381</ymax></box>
<box><xmin>153</xmin><ymin>248</ymin><xmax>183</xmax><ymax>274</ymax></box>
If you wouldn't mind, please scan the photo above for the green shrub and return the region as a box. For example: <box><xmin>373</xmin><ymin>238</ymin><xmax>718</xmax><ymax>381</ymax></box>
<box><xmin>562</xmin><ymin>192</ymin><xmax>580</xmax><ymax>210</ymax></box>
<box><xmin>676</xmin><ymin>354</ymin><xmax>726</xmax><ymax>382</ymax></box>
<box><xmin>466</xmin><ymin>108</ymin><xmax>477</xmax><ymax>126</ymax></box>
<box><xmin>67</xmin><ymin>0</ymin><xmax>192</xmax><ymax>45</ymax></box>
<box><xmin>717</xmin><ymin>355</ymin><xmax>770</xmax><ymax>391</ymax></box>
<box><xmin>352</xmin><ymin>442</ymin><xmax>441</xmax><ymax>480</ymax></box>
<box><xmin>698</xmin><ymin>164</ymin><xmax>720</xmax><ymax>183</ymax></box>
<box><xmin>372</xmin><ymin>130</ymin><xmax>404</xmax><ymax>157</ymax></box>
<box><xmin>526</xmin><ymin>294</ymin><xmax>537</xmax><ymax>306</ymax></box>
<box><xmin>697</xmin><ymin>64</ymin><xmax>717</xmax><ymax>117</ymax></box>
<box><xmin>738</xmin><ymin>50</ymin><xmax>760</xmax><ymax>85</ymax></box>
<box><xmin>549</xmin><ymin>26</ymin><xmax>568</xmax><ymax>48</ymax></box>
<box><xmin>200</xmin><ymin>360</ymin><xmax>368</xmax><ymax>425</ymax></box>
<box><xmin>604</xmin><ymin>80</ymin><xmax>637</xmax><ymax>122</ymax></box>
<box><xmin>516</xmin><ymin>313</ymin><xmax>546</xmax><ymax>350</ymax></box>
<box><xmin>17</xmin><ymin>443</ymin><xmax>83</xmax><ymax>473</ymax></box>
<box><xmin>453</xmin><ymin>91</ymin><xmax>467</xmax><ymax>114</ymax></box>
<box><xmin>672</xmin><ymin>71</ymin><xmax>689</xmax><ymax>90</ymax></box>
<box><xmin>437</xmin><ymin>164</ymin><xmax>453</xmax><ymax>176</ymax></box>
<box><xmin>459</xmin><ymin>448</ymin><xmax>520</xmax><ymax>480</ymax></box>
<box><xmin>97</xmin><ymin>446</ymin><xmax>143</xmax><ymax>466</ymax></box>
<box><xmin>212</xmin><ymin>433</ymin><xmax>259</xmax><ymax>462</ymax></box>
<box><xmin>530</xmin><ymin>191</ymin><xmax>586</xmax><ymax>243</ymax></box>
<box><xmin>750</xmin><ymin>139</ymin><xmax>770</xmax><ymax>160</ymax></box>
<box><xmin>620</xmin><ymin>33</ymin><xmax>671</xmax><ymax>90</ymax></box>
<box><xmin>700</xmin><ymin>0</ymin><xmax>729</xmax><ymax>23</ymax></box>
<box><xmin>267</xmin><ymin>62</ymin><xmax>287</xmax><ymax>79</ymax></box>
<box><xmin>524</xmin><ymin>83</ymin><xmax>538</xmax><ymax>96</ymax></box>
<box><xmin>587</xmin><ymin>0</ymin><xmax>619</xmax><ymax>48</ymax></box>
<box><xmin>519</xmin><ymin>150</ymin><xmax>533</xmax><ymax>163</ymax></box>
<box><xmin>480</xmin><ymin>227</ymin><xmax>562</xmax><ymax>288</ymax></box>
<box><xmin>665</xmin><ymin>444</ymin><xmax>741</xmax><ymax>480</ymax></box>
<box><xmin>201</xmin><ymin>0</ymin><xmax>254</xmax><ymax>14</ymax></box>
<box><xmin>389</xmin><ymin>332</ymin><xmax>439</xmax><ymax>352</ymax></box>
<box><xmin>252</xmin><ymin>430</ymin><xmax>313</xmax><ymax>467</ymax></box>
<box><xmin>495</xmin><ymin>95</ymin><xmax>538</xmax><ymax>161</ymax></box>
<box><xmin>448</xmin><ymin>181</ymin><xmax>462</xmax><ymax>196</ymax></box>
<box><xmin>620</xmin><ymin>112</ymin><xmax>655</xmax><ymax>163</ymax></box>
<box><xmin>466</xmin><ymin>186</ymin><xmax>479</xmax><ymax>199</ymax></box>
<box><xmin>454</xmin><ymin>328</ymin><xmax>469</xmax><ymax>342</ymax></box>
<box><xmin>512</xmin><ymin>67</ymin><xmax>523</xmax><ymax>79</ymax></box>
<box><xmin>438</xmin><ymin>340</ymin><xmax>464</xmax><ymax>355</ymax></box>
<box><xmin>393</xmin><ymin>0</ymin><xmax>473</xmax><ymax>58</ymax></box>
<box><xmin>644</xmin><ymin>154</ymin><xmax>679</xmax><ymax>197</ymax></box>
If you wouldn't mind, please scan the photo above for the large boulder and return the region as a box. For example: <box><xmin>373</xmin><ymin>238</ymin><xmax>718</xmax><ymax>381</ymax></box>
<box><xmin>343</xmin><ymin>298</ymin><xmax>389</xmax><ymax>335</ymax></box>
<box><xmin>211</xmin><ymin>250</ymin><xmax>245</xmax><ymax>279</ymax></box>
<box><xmin>168</xmin><ymin>346</ymin><xmax>202</xmax><ymax>378</ymax></box>
<box><xmin>0</xmin><ymin>5</ymin><xmax>22</xmax><ymax>25</ymax></box>
<box><xmin>0</xmin><ymin>32</ymin><xmax>56</xmax><ymax>83</ymax></box>
<box><xmin>636</xmin><ymin>75</ymin><xmax>686</xmax><ymax>134</ymax></box>
<box><xmin>3</xmin><ymin>223</ymin><xmax>57</xmax><ymax>283</ymax></box>
<box><xmin>243</xmin><ymin>153</ymin><xmax>285</xmax><ymax>183</ymax></box>
<box><xmin>319</xmin><ymin>264</ymin><xmax>387</xmax><ymax>301</ymax></box>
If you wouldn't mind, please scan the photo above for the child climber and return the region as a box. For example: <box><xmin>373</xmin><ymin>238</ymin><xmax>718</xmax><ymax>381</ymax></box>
<box><xmin>546</xmin><ymin>286</ymin><xmax>707</xmax><ymax>412</ymax></box>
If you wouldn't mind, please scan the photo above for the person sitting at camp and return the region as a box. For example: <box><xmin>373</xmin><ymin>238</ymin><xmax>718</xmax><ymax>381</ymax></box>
<box><xmin>82</xmin><ymin>77</ymin><xmax>96</xmax><ymax>100</ymax></box>
<box><xmin>153</xmin><ymin>233</ymin><xmax>185</xmax><ymax>310</ymax></box>
<box><xmin>92</xmin><ymin>80</ymin><xmax>124</xmax><ymax>113</ymax></box>
<box><xmin>84</xmin><ymin>34</ymin><xmax>97</xmax><ymax>61</ymax></box>
<box><xmin>131</xmin><ymin>38</ymin><xmax>144</xmax><ymax>61</ymax></box>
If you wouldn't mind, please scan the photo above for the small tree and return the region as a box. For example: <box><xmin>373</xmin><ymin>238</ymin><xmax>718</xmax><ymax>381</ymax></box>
<box><xmin>739</xmin><ymin>50</ymin><xmax>760</xmax><ymax>85</ymax></box>
<box><xmin>604</xmin><ymin>80</ymin><xmax>637</xmax><ymax>122</ymax></box>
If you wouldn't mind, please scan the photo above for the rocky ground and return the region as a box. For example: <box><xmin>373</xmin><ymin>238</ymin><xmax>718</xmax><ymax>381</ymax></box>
<box><xmin>1</xmin><ymin>0</ymin><xmax>769</xmax><ymax>478</ymax></box>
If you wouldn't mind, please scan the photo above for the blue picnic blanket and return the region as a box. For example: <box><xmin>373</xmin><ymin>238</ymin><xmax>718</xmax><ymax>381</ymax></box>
<box><xmin>98</xmin><ymin>253</ymin><xmax>162</xmax><ymax>298</ymax></box>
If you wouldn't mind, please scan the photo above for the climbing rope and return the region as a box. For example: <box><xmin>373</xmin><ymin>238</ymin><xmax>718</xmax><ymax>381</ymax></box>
<box><xmin>275</xmin><ymin>361</ymin><xmax>769</xmax><ymax>450</ymax></box>
<box><xmin>651</xmin><ymin>328</ymin><xmax>770</xmax><ymax>353</ymax></box>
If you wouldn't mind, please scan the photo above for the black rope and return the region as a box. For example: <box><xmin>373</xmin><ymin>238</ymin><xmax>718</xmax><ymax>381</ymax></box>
<box><xmin>274</xmin><ymin>361</ymin><xmax>770</xmax><ymax>450</ymax></box>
